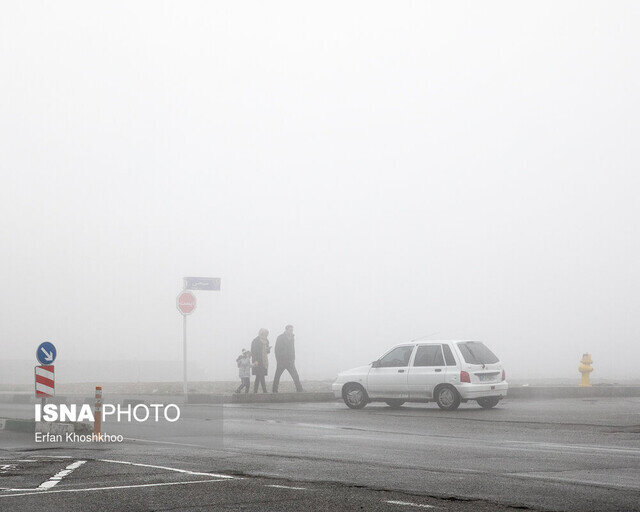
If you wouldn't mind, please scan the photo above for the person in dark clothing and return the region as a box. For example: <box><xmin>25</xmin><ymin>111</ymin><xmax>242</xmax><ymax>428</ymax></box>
<box><xmin>272</xmin><ymin>325</ymin><xmax>303</xmax><ymax>393</ymax></box>
<box><xmin>251</xmin><ymin>328</ymin><xmax>270</xmax><ymax>393</ymax></box>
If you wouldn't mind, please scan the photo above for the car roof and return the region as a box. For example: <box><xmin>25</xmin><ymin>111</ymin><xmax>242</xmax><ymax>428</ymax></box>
<box><xmin>395</xmin><ymin>339</ymin><xmax>480</xmax><ymax>346</ymax></box>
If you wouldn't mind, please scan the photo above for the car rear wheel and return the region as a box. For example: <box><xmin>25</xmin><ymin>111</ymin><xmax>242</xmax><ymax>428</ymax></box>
<box><xmin>343</xmin><ymin>383</ymin><xmax>368</xmax><ymax>409</ymax></box>
<box><xmin>476</xmin><ymin>397</ymin><xmax>500</xmax><ymax>409</ymax></box>
<box><xmin>384</xmin><ymin>400</ymin><xmax>405</xmax><ymax>409</ymax></box>
<box><xmin>435</xmin><ymin>386</ymin><xmax>461</xmax><ymax>411</ymax></box>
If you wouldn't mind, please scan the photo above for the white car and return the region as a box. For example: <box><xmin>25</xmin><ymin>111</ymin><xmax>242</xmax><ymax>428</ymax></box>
<box><xmin>332</xmin><ymin>340</ymin><xmax>508</xmax><ymax>410</ymax></box>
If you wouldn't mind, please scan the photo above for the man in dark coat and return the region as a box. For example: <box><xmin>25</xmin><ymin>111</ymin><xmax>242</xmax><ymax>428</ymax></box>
<box><xmin>272</xmin><ymin>325</ymin><xmax>303</xmax><ymax>393</ymax></box>
<box><xmin>251</xmin><ymin>328</ymin><xmax>270</xmax><ymax>393</ymax></box>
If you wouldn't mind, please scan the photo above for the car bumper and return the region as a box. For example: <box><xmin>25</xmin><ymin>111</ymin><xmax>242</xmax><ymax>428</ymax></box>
<box><xmin>458</xmin><ymin>381</ymin><xmax>508</xmax><ymax>400</ymax></box>
<box><xmin>332</xmin><ymin>382</ymin><xmax>343</xmax><ymax>399</ymax></box>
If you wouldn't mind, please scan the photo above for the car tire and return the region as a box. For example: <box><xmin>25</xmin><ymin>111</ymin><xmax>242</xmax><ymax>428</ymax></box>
<box><xmin>384</xmin><ymin>400</ymin><xmax>405</xmax><ymax>409</ymax></box>
<box><xmin>476</xmin><ymin>397</ymin><xmax>500</xmax><ymax>409</ymax></box>
<box><xmin>343</xmin><ymin>383</ymin><xmax>368</xmax><ymax>409</ymax></box>
<box><xmin>435</xmin><ymin>385</ymin><xmax>461</xmax><ymax>411</ymax></box>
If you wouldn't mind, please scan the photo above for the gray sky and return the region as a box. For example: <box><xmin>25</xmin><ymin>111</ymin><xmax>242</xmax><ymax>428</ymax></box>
<box><xmin>1</xmin><ymin>1</ymin><xmax>639</xmax><ymax>382</ymax></box>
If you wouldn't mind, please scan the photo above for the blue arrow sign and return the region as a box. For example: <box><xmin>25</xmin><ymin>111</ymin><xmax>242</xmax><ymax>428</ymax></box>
<box><xmin>36</xmin><ymin>342</ymin><xmax>57</xmax><ymax>365</ymax></box>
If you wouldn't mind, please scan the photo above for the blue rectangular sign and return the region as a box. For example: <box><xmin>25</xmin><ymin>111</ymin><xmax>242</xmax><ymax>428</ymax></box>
<box><xmin>183</xmin><ymin>277</ymin><xmax>221</xmax><ymax>291</ymax></box>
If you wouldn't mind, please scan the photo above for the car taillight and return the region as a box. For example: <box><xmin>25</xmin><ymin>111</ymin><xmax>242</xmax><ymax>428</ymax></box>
<box><xmin>501</xmin><ymin>369</ymin><xmax>506</xmax><ymax>381</ymax></box>
<box><xmin>460</xmin><ymin>371</ymin><xmax>470</xmax><ymax>383</ymax></box>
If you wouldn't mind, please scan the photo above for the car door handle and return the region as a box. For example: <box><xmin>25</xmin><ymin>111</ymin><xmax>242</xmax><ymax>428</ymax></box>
<box><xmin>398</xmin><ymin>369</ymin><xmax>405</xmax><ymax>373</ymax></box>
<box><xmin>435</xmin><ymin>369</ymin><xmax>442</xmax><ymax>372</ymax></box>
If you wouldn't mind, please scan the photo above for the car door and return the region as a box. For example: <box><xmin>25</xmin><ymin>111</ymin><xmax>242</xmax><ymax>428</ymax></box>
<box><xmin>407</xmin><ymin>344</ymin><xmax>447</xmax><ymax>399</ymax></box>
<box><xmin>367</xmin><ymin>345</ymin><xmax>415</xmax><ymax>399</ymax></box>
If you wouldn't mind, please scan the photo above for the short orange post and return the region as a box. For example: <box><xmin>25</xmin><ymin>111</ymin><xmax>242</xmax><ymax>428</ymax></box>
<box><xmin>93</xmin><ymin>386</ymin><xmax>102</xmax><ymax>438</ymax></box>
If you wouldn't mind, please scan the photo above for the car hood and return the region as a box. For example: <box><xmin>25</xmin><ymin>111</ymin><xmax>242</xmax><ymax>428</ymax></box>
<box><xmin>337</xmin><ymin>365</ymin><xmax>371</xmax><ymax>377</ymax></box>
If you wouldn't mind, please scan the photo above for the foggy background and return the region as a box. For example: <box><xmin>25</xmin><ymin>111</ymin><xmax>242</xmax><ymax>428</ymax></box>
<box><xmin>1</xmin><ymin>1</ymin><xmax>639</xmax><ymax>385</ymax></box>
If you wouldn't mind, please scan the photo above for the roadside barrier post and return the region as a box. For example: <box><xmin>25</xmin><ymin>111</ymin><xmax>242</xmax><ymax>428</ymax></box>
<box><xmin>93</xmin><ymin>386</ymin><xmax>102</xmax><ymax>438</ymax></box>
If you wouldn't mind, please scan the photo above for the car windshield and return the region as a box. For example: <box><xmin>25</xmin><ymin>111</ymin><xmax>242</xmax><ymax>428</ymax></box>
<box><xmin>457</xmin><ymin>342</ymin><xmax>499</xmax><ymax>364</ymax></box>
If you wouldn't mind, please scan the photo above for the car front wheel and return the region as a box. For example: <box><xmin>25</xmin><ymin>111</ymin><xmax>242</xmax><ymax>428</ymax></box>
<box><xmin>343</xmin><ymin>383</ymin><xmax>368</xmax><ymax>409</ymax></box>
<box><xmin>476</xmin><ymin>397</ymin><xmax>500</xmax><ymax>409</ymax></box>
<box><xmin>435</xmin><ymin>386</ymin><xmax>461</xmax><ymax>410</ymax></box>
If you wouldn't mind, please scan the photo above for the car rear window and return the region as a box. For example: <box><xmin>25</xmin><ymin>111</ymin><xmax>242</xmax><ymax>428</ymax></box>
<box><xmin>457</xmin><ymin>342</ymin><xmax>499</xmax><ymax>364</ymax></box>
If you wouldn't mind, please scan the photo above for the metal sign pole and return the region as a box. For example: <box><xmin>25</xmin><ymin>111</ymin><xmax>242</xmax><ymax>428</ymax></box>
<box><xmin>183</xmin><ymin>313</ymin><xmax>187</xmax><ymax>396</ymax></box>
<box><xmin>178</xmin><ymin>279</ymin><xmax>217</xmax><ymax>398</ymax></box>
<box><xmin>177</xmin><ymin>291</ymin><xmax>196</xmax><ymax>397</ymax></box>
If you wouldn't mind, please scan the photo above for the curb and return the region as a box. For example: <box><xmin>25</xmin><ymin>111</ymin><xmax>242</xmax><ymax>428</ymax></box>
<box><xmin>187</xmin><ymin>387</ymin><xmax>640</xmax><ymax>404</ymax></box>
<box><xmin>0</xmin><ymin>394</ymin><xmax>33</xmax><ymax>404</ymax></box>
<box><xmin>0</xmin><ymin>418</ymin><xmax>35</xmax><ymax>433</ymax></box>
<box><xmin>186</xmin><ymin>394</ymin><xmax>227</xmax><ymax>405</ymax></box>
<box><xmin>231</xmin><ymin>392</ymin><xmax>335</xmax><ymax>404</ymax></box>
<box><xmin>186</xmin><ymin>392</ymin><xmax>336</xmax><ymax>404</ymax></box>
<box><xmin>0</xmin><ymin>394</ymin><xmax>69</xmax><ymax>404</ymax></box>
<box><xmin>0</xmin><ymin>417</ymin><xmax>92</xmax><ymax>434</ymax></box>
<box><xmin>4</xmin><ymin>387</ymin><xmax>640</xmax><ymax>407</ymax></box>
<box><xmin>507</xmin><ymin>385</ymin><xmax>640</xmax><ymax>400</ymax></box>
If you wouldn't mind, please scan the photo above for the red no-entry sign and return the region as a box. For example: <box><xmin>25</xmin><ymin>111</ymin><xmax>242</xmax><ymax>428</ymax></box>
<box><xmin>176</xmin><ymin>291</ymin><xmax>197</xmax><ymax>315</ymax></box>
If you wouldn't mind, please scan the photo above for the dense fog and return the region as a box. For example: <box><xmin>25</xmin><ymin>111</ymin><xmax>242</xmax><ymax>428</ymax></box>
<box><xmin>1</xmin><ymin>1</ymin><xmax>638</xmax><ymax>384</ymax></box>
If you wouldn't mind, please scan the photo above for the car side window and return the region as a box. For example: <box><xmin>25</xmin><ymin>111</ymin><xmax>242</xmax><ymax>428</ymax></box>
<box><xmin>442</xmin><ymin>344</ymin><xmax>457</xmax><ymax>366</ymax></box>
<box><xmin>378</xmin><ymin>346</ymin><xmax>414</xmax><ymax>367</ymax></box>
<box><xmin>413</xmin><ymin>345</ymin><xmax>445</xmax><ymax>367</ymax></box>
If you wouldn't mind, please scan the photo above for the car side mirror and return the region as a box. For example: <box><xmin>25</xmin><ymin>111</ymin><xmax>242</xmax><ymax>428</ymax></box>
<box><xmin>371</xmin><ymin>360</ymin><xmax>381</xmax><ymax>368</ymax></box>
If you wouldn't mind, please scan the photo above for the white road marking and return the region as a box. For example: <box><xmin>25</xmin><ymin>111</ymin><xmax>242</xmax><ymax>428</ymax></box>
<box><xmin>36</xmin><ymin>460</ymin><xmax>86</xmax><ymax>490</ymax></box>
<box><xmin>1</xmin><ymin>457</ymin><xmax>236</xmax><ymax>495</ymax></box>
<box><xmin>252</xmin><ymin>419</ymin><xmax>339</xmax><ymax>431</ymax></box>
<box><xmin>294</xmin><ymin>422</ymin><xmax>340</xmax><ymax>430</ymax></box>
<box><xmin>504</xmin><ymin>440</ymin><xmax>640</xmax><ymax>456</ymax></box>
<box><xmin>98</xmin><ymin>458</ymin><xmax>235</xmax><ymax>479</ymax></box>
<box><xmin>28</xmin><ymin>456</ymin><xmax>73</xmax><ymax>459</ymax></box>
<box><xmin>266</xmin><ymin>484</ymin><xmax>307</xmax><ymax>490</ymax></box>
<box><xmin>0</xmin><ymin>478</ymin><xmax>230</xmax><ymax>498</ymax></box>
<box><xmin>509</xmin><ymin>472</ymin><xmax>640</xmax><ymax>491</ymax></box>
<box><xmin>123</xmin><ymin>437</ymin><xmax>210</xmax><ymax>449</ymax></box>
<box><xmin>385</xmin><ymin>500</ymin><xmax>435</xmax><ymax>509</ymax></box>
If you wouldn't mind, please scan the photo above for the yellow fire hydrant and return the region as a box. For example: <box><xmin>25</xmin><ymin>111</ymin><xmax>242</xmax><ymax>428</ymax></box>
<box><xmin>579</xmin><ymin>353</ymin><xmax>593</xmax><ymax>387</ymax></box>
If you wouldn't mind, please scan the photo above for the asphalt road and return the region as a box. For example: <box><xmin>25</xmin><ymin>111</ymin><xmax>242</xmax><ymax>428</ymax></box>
<box><xmin>1</xmin><ymin>397</ymin><xmax>639</xmax><ymax>511</ymax></box>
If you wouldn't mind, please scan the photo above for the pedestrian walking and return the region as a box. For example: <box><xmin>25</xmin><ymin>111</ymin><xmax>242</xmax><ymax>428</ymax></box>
<box><xmin>272</xmin><ymin>325</ymin><xmax>303</xmax><ymax>393</ymax></box>
<box><xmin>251</xmin><ymin>328</ymin><xmax>271</xmax><ymax>393</ymax></box>
<box><xmin>235</xmin><ymin>349</ymin><xmax>251</xmax><ymax>394</ymax></box>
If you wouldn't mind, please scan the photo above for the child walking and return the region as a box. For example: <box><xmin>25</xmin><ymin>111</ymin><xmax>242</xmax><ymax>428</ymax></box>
<box><xmin>235</xmin><ymin>349</ymin><xmax>251</xmax><ymax>394</ymax></box>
